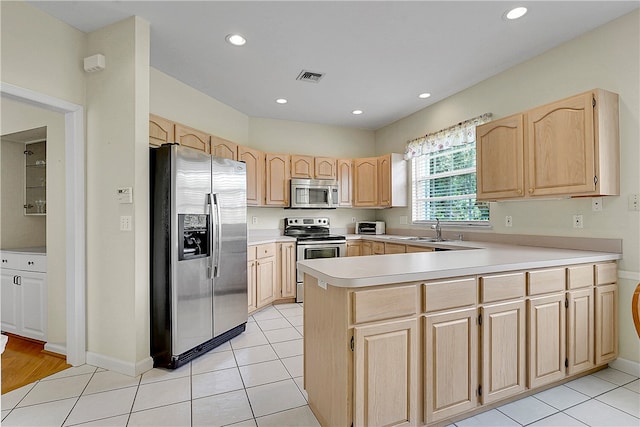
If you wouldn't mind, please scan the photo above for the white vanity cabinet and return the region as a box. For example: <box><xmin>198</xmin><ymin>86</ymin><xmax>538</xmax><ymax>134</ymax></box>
<box><xmin>0</xmin><ymin>250</ymin><xmax>47</xmax><ymax>341</ymax></box>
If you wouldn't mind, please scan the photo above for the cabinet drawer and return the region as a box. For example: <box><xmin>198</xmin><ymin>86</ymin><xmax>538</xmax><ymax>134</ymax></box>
<box><xmin>480</xmin><ymin>272</ymin><xmax>525</xmax><ymax>303</ymax></box>
<box><xmin>0</xmin><ymin>252</ymin><xmax>46</xmax><ymax>272</ymax></box>
<box><xmin>406</xmin><ymin>245</ymin><xmax>433</xmax><ymax>253</ymax></box>
<box><xmin>595</xmin><ymin>263</ymin><xmax>617</xmax><ymax>285</ymax></box>
<box><xmin>384</xmin><ymin>243</ymin><xmax>406</xmax><ymax>254</ymax></box>
<box><xmin>247</xmin><ymin>245</ymin><xmax>257</xmax><ymax>262</ymax></box>
<box><xmin>424</xmin><ymin>277</ymin><xmax>477</xmax><ymax>312</ymax></box>
<box><xmin>352</xmin><ymin>285</ymin><xmax>417</xmax><ymax>324</ymax></box>
<box><xmin>567</xmin><ymin>264</ymin><xmax>594</xmax><ymax>289</ymax></box>
<box><xmin>256</xmin><ymin>243</ymin><xmax>276</xmax><ymax>259</ymax></box>
<box><xmin>527</xmin><ymin>268</ymin><xmax>565</xmax><ymax>295</ymax></box>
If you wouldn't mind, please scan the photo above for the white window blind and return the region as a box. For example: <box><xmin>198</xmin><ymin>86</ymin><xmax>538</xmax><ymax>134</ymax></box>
<box><xmin>405</xmin><ymin>113</ymin><xmax>491</xmax><ymax>225</ymax></box>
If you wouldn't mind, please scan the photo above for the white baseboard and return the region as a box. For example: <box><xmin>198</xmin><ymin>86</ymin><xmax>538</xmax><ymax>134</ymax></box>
<box><xmin>86</xmin><ymin>352</ymin><xmax>154</xmax><ymax>377</ymax></box>
<box><xmin>609</xmin><ymin>358</ymin><xmax>640</xmax><ymax>377</ymax></box>
<box><xmin>44</xmin><ymin>342</ymin><xmax>66</xmax><ymax>356</ymax></box>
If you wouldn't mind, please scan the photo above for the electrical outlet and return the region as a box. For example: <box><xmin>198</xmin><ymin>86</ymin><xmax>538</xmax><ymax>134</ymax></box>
<box><xmin>399</xmin><ymin>215</ymin><xmax>408</xmax><ymax>225</ymax></box>
<box><xmin>573</xmin><ymin>214</ymin><xmax>584</xmax><ymax>229</ymax></box>
<box><xmin>591</xmin><ymin>197</ymin><xmax>603</xmax><ymax>212</ymax></box>
<box><xmin>120</xmin><ymin>215</ymin><xmax>132</xmax><ymax>231</ymax></box>
<box><xmin>505</xmin><ymin>216</ymin><xmax>513</xmax><ymax>227</ymax></box>
<box><xmin>252</xmin><ymin>216</ymin><xmax>258</xmax><ymax>224</ymax></box>
<box><xmin>629</xmin><ymin>194</ymin><xmax>640</xmax><ymax>211</ymax></box>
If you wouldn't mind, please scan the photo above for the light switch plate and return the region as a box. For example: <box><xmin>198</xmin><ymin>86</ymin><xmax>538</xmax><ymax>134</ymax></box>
<box><xmin>120</xmin><ymin>215</ymin><xmax>132</xmax><ymax>231</ymax></box>
<box><xmin>117</xmin><ymin>187</ymin><xmax>133</xmax><ymax>204</ymax></box>
<box><xmin>629</xmin><ymin>194</ymin><xmax>640</xmax><ymax>211</ymax></box>
<box><xmin>591</xmin><ymin>197</ymin><xmax>603</xmax><ymax>212</ymax></box>
<box><xmin>573</xmin><ymin>214</ymin><xmax>584</xmax><ymax>229</ymax></box>
<box><xmin>505</xmin><ymin>216</ymin><xmax>513</xmax><ymax>227</ymax></box>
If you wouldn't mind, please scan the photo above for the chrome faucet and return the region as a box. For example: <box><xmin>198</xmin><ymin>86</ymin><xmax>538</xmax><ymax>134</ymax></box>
<box><xmin>431</xmin><ymin>218</ymin><xmax>442</xmax><ymax>241</ymax></box>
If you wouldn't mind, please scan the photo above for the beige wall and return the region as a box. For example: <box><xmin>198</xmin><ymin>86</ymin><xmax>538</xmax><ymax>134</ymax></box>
<box><xmin>85</xmin><ymin>16</ymin><xmax>151</xmax><ymax>372</ymax></box>
<box><xmin>0</xmin><ymin>1</ymin><xmax>86</xmax><ymax>105</ymax></box>
<box><xmin>0</xmin><ymin>97</ymin><xmax>68</xmax><ymax>347</ymax></box>
<box><xmin>375</xmin><ymin>10</ymin><xmax>640</xmax><ymax>362</ymax></box>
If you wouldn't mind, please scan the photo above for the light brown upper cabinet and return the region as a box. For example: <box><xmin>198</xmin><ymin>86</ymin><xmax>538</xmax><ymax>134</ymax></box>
<box><xmin>174</xmin><ymin>123</ymin><xmax>210</xmax><ymax>153</ymax></box>
<box><xmin>354</xmin><ymin>154</ymin><xmax>407</xmax><ymax>208</ymax></box>
<box><xmin>378</xmin><ymin>153</ymin><xmax>407</xmax><ymax>208</ymax></box>
<box><xmin>265</xmin><ymin>153</ymin><xmax>291</xmax><ymax>206</ymax></box>
<box><xmin>149</xmin><ymin>114</ymin><xmax>175</xmax><ymax>147</ymax></box>
<box><xmin>291</xmin><ymin>155</ymin><xmax>314</xmax><ymax>179</ymax></box>
<box><xmin>291</xmin><ymin>155</ymin><xmax>337</xmax><ymax>180</ymax></box>
<box><xmin>211</xmin><ymin>136</ymin><xmax>238</xmax><ymax>160</ymax></box>
<box><xmin>476</xmin><ymin>114</ymin><xmax>525</xmax><ymax>200</ymax></box>
<box><xmin>337</xmin><ymin>159</ymin><xmax>353</xmax><ymax>206</ymax></box>
<box><xmin>476</xmin><ymin>89</ymin><xmax>619</xmax><ymax>201</ymax></box>
<box><xmin>353</xmin><ymin>157</ymin><xmax>379</xmax><ymax>207</ymax></box>
<box><xmin>239</xmin><ymin>146</ymin><xmax>264</xmax><ymax>206</ymax></box>
<box><xmin>314</xmin><ymin>157</ymin><xmax>337</xmax><ymax>179</ymax></box>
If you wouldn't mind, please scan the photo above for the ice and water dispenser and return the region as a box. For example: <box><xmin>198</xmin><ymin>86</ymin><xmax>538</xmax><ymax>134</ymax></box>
<box><xmin>178</xmin><ymin>214</ymin><xmax>210</xmax><ymax>260</ymax></box>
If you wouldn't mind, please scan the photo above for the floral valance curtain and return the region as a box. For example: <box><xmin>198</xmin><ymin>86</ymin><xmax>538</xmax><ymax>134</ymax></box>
<box><xmin>404</xmin><ymin>113</ymin><xmax>492</xmax><ymax>160</ymax></box>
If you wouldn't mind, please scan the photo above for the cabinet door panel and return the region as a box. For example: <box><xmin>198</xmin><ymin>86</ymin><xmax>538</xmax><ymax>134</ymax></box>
<box><xmin>211</xmin><ymin>136</ymin><xmax>237</xmax><ymax>160</ymax></box>
<box><xmin>425</xmin><ymin>308</ymin><xmax>478</xmax><ymax>423</ymax></box>
<box><xmin>353</xmin><ymin>158</ymin><xmax>378</xmax><ymax>207</ymax></box>
<box><xmin>19</xmin><ymin>272</ymin><xmax>47</xmax><ymax>341</ymax></box>
<box><xmin>314</xmin><ymin>157</ymin><xmax>336</xmax><ymax>179</ymax></box>
<box><xmin>175</xmin><ymin>124</ymin><xmax>210</xmax><ymax>153</ymax></box>
<box><xmin>354</xmin><ymin>318</ymin><xmax>418</xmax><ymax>427</ymax></box>
<box><xmin>481</xmin><ymin>300</ymin><xmax>526</xmax><ymax>404</ymax></box>
<box><xmin>291</xmin><ymin>155</ymin><xmax>314</xmax><ymax>179</ymax></box>
<box><xmin>378</xmin><ymin>154</ymin><xmax>391</xmax><ymax>207</ymax></box>
<box><xmin>595</xmin><ymin>284</ymin><xmax>618</xmax><ymax>364</ymax></box>
<box><xmin>239</xmin><ymin>146</ymin><xmax>264</xmax><ymax>206</ymax></box>
<box><xmin>337</xmin><ymin>159</ymin><xmax>353</xmax><ymax>206</ymax></box>
<box><xmin>279</xmin><ymin>242</ymin><xmax>296</xmax><ymax>298</ymax></box>
<box><xmin>527</xmin><ymin>294</ymin><xmax>566</xmax><ymax>388</ymax></box>
<box><xmin>265</xmin><ymin>154</ymin><xmax>291</xmax><ymax>206</ymax></box>
<box><xmin>149</xmin><ymin>114</ymin><xmax>174</xmax><ymax>147</ymax></box>
<box><xmin>476</xmin><ymin>114</ymin><xmax>524</xmax><ymax>200</ymax></box>
<box><xmin>567</xmin><ymin>288</ymin><xmax>594</xmax><ymax>375</ymax></box>
<box><xmin>256</xmin><ymin>256</ymin><xmax>276</xmax><ymax>308</ymax></box>
<box><xmin>527</xmin><ymin>93</ymin><xmax>595</xmax><ymax>196</ymax></box>
<box><xmin>1</xmin><ymin>270</ymin><xmax>19</xmax><ymax>333</ymax></box>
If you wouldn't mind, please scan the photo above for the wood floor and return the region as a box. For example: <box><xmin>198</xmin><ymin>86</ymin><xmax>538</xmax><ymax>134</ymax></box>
<box><xmin>1</xmin><ymin>334</ymin><xmax>70</xmax><ymax>395</ymax></box>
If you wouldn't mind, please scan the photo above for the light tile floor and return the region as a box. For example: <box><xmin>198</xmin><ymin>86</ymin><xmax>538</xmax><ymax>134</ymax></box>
<box><xmin>1</xmin><ymin>303</ymin><xmax>638</xmax><ymax>426</ymax></box>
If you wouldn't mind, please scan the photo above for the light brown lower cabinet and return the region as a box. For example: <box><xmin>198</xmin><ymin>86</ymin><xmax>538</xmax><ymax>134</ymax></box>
<box><xmin>346</xmin><ymin>241</ymin><xmax>362</xmax><ymax>257</ymax></box>
<box><xmin>247</xmin><ymin>246</ymin><xmax>257</xmax><ymax>313</ymax></box>
<box><xmin>354</xmin><ymin>318</ymin><xmax>418</xmax><ymax>427</ymax></box>
<box><xmin>527</xmin><ymin>292</ymin><xmax>567</xmax><ymax>389</ymax></box>
<box><xmin>278</xmin><ymin>242</ymin><xmax>296</xmax><ymax>299</ymax></box>
<box><xmin>424</xmin><ymin>308</ymin><xmax>478</xmax><ymax>424</ymax></box>
<box><xmin>480</xmin><ymin>300</ymin><xmax>526</xmax><ymax>404</ymax></box>
<box><xmin>304</xmin><ymin>261</ymin><xmax>618</xmax><ymax>427</ymax></box>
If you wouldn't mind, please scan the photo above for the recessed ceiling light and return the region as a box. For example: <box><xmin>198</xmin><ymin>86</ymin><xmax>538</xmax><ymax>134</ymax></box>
<box><xmin>275</xmin><ymin>98</ymin><xmax>288</xmax><ymax>104</ymax></box>
<box><xmin>225</xmin><ymin>34</ymin><xmax>246</xmax><ymax>46</ymax></box>
<box><xmin>352</xmin><ymin>110</ymin><xmax>363</xmax><ymax>115</ymax></box>
<box><xmin>505</xmin><ymin>7</ymin><xmax>527</xmax><ymax>20</ymax></box>
<box><xmin>418</xmin><ymin>92</ymin><xmax>431</xmax><ymax>99</ymax></box>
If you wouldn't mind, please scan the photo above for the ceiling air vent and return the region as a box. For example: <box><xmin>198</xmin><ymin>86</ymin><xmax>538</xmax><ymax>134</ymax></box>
<box><xmin>296</xmin><ymin>70</ymin><xmax>325</xmax><ymax>83</ymax></box>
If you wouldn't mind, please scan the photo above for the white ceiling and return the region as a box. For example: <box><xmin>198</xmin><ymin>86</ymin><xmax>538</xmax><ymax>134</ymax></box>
<box><xmin>29</xmin><ymin>1</ymin><xmax>639</xmax><ymax>130</ymax></box>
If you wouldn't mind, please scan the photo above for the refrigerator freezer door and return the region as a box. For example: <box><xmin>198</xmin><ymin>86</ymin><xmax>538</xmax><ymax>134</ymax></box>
<box><xmin>211</xmin><ymin>157</ymin><xmax>248</xmax><ymax>337</ymax></box>
<box><xmin>173</xmin><ymin>146</ymin><xmax>213</xmax><ymax>355</ymax></box>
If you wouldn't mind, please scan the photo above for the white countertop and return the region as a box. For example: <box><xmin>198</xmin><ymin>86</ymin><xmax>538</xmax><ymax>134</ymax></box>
<box><xmin>297</xmin><ymin>240</ymin><xmax>621</xmax><ymax>288</ymax></box>
<box><xmin>0</xmin><ymin>247</ymin><xmax>47</xmax><ymax>255</ymax></box>
<box><xmin>247</xmin><ymin>233</ymin><xmax>296</xmax><ymax>246</ymax></box>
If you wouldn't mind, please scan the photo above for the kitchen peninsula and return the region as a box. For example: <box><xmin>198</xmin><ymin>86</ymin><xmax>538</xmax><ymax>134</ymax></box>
<box><xmin>298</xmin><ymin>241</ymin><xmax>621</xmax><ymax>427</ymax></box>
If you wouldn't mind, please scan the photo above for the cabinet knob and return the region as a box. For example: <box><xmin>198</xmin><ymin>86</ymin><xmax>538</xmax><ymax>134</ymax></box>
<box><xmin>528</xmin><ymin>188</ymin><xmax>534</xmax><ymax>194</ymax></box>
<box><xmin>517</xmin><ymin>189</ymin><xmax>522</xmax><ymax>195</ymax></box>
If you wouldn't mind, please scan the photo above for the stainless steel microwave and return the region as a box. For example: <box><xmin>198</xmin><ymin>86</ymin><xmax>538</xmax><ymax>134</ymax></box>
<box><xmin>290</xmin><ymin>178</ymin><xmax>339</xmax><ymax>209</ymax></box>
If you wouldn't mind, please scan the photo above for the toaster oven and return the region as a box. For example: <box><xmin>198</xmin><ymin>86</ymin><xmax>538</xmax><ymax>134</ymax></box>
<box><xmin>355</xmin><ymin>221</ymin><xmax>386</xmax><ymax>235</ymax></box>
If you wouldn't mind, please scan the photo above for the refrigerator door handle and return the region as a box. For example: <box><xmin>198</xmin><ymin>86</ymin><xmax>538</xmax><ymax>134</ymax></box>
<box><xmin>212</xmin><ymin>193</ymin><xmax>222</xmax><ymax>278</ymax></box>
<box><xmin>207</xmin><ymin>193</ymin><xmax>214</xmax><ymax>279</ymax></box>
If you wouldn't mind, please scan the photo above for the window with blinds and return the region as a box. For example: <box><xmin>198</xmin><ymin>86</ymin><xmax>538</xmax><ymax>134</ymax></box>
<box><xmin>411</xmin><ymin>143</ymin><xmax>489</xmax><ymax>224</ymax></box>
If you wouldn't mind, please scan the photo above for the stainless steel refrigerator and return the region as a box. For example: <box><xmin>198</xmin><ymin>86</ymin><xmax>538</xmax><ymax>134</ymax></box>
<box><xmin>150</xmin><ymin>144</ymin><xmax>247</xmax><ymax>369</ymax></box>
